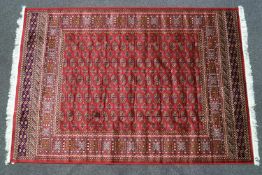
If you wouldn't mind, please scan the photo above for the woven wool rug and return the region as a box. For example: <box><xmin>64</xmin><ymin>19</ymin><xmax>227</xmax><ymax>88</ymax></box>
<box><xmin>5</xmin><ymin>6</ymin><xmax>259</xmax><ymax>165</ymax></box>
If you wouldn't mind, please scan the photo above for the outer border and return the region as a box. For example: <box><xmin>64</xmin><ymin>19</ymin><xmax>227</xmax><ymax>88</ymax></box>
<box><xmin>7</xmin><ymin>6</ymin><xmax>256</xmax><ymax>165</ymax></box>
<box><xmin>25</xmin><ymin>6</ymin><xmax>239</xmax><ymax>11</ymax></box>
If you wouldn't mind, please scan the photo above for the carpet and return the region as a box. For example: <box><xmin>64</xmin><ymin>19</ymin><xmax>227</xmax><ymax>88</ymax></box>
<box><xmin>5</xmin><ymin>6</ymin><xmax>259</xmax><ymax>165</ymax></box>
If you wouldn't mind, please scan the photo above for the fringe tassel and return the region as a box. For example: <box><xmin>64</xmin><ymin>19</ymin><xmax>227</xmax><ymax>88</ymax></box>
<box><xmin>238</xmin><ymin>6</ymin><xmax>260</xmax><ymax>166</ymax></box>
<box><xmin>5</xmin><ymin>6</ymin><xmax>26</xmax><ymax>165</ymax></box>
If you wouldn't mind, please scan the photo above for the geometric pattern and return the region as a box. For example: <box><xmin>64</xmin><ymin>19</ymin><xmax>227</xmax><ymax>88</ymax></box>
<box><xmin>10</xmin><ymin>7</ymin><xmax>254</xmax><ymax>164</ymax></box>
<box><xmin>60</xmin><ymin>31</ymin><xmax>204</xmax><ymax>134</ymax></box>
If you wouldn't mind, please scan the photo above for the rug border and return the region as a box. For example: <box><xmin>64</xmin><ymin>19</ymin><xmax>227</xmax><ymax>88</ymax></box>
<box><xmin>10</xmin><ymin>159</ymin><xmax>254</xmax><ymax>165</ymax></box>
<box><xmin>24</xmin><ymin>6</ymin><xmax>239</xmax><ymax>11</ymax></box>
<box><xmin>8</xmin><ymin>6</ymin><xmax>256</xmax><ymax>165</ymax></box>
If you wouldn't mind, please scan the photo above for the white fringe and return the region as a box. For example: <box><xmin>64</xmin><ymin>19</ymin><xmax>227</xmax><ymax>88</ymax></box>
<box><xmin>5</xmin><ymin>6</ymin><xmax>26</xmax><ymax>165</ymax></box>
<box><xmin>238</xmin><ymin>6</ymin><xmax>260</xmax><ymax>166</ymax></box>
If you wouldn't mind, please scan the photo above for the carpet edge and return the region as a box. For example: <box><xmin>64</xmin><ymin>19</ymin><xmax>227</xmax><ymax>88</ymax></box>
<box><xmin>238</xmin><ymin>5</ymin><xmax>260</xmax><ymax>166</ymax></box>
<box><xmin>5</xmin><ymin>5</ymin><xmax>26</xmax><ymax>165</ymax></box>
